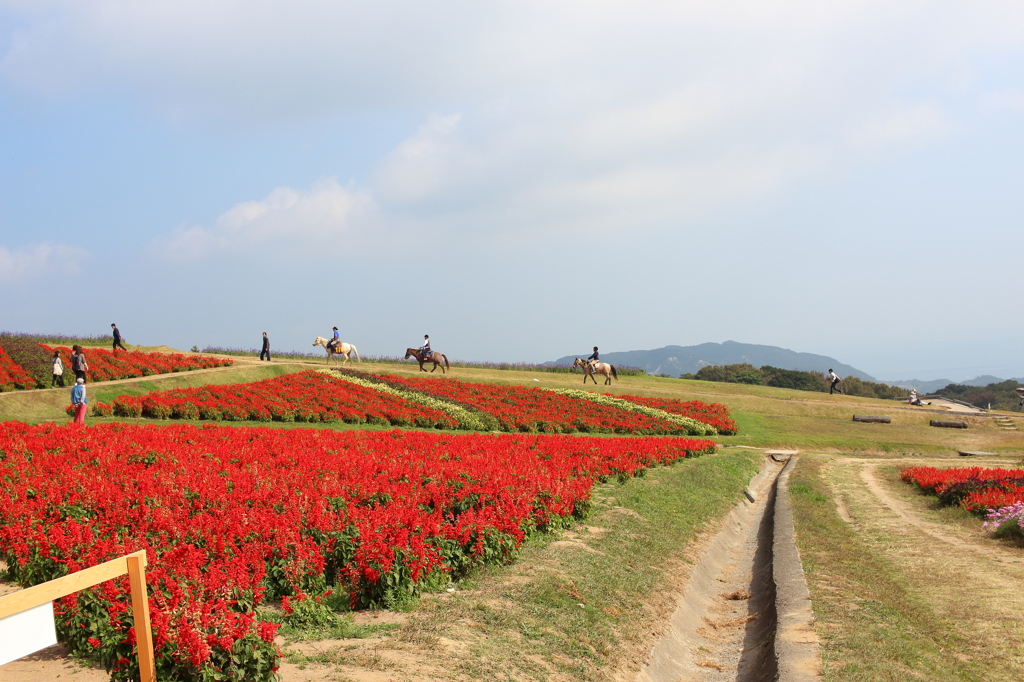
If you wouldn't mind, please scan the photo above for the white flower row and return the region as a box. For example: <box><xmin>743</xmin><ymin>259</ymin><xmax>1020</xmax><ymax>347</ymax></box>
<box><xmin>543</xmin><ymin>388</ymin><xmax>717</xmax><ymax>436</ymax></box>
<box><xmin>322</xmin><ymin>369</ymin><xmax>488</xmax><ymax>431</ymax></box>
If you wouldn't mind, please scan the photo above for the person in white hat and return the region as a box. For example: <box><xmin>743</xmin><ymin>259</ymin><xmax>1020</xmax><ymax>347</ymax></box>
<box><xmin>71</xmin><ymin>377</ymin><xmax>88</xmax><ymax>425</ymax></box>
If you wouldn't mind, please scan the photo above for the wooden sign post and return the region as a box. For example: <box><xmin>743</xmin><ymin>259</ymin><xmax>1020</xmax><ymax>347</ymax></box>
<box><xmin>0</xmin><ymin>550</ymin><xmax>156</xmax><ymax>681</ymax></box>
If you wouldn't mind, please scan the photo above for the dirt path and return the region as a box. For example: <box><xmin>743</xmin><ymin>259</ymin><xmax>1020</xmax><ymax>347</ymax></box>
<box><xmin>638</xmin><ymin>458</ymin><xmax>784</xmax><ymax>682</ymax></box>
<box><xmin>822</xmin><ymin>456</ymin><xmax>1024</xmax><ymax>675</ymax></box>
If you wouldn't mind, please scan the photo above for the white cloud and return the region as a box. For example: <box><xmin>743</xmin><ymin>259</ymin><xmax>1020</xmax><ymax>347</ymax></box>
<box><xmin>150</xmin><ymin>178</ymin><xmax>375</xmax><ymax>262</ymax></box>
<box><xmin>855</xmin><ymin>102</ymin><xmax>954</xmax><ymax>145</ymax></box>
<box><xmin>0</xmin><ymin>242</ymin><xmax>87</xmax><ymax>283</ymax></box>
<box><xmin>979</xmin><ymin>87</ymin><xmax>1024</xmax><ymax>113</ymax></box>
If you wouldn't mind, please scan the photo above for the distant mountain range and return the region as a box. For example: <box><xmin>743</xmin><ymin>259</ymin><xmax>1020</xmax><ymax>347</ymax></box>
<box><xmin>548</xmin><ymin>341</ymin><xmax>874</xmax><ymax>380</ymax></box>
<box><xmin>887</xmin><ymin>376</ymin><xmax>1024</xmax><ymax>393</ymax></box>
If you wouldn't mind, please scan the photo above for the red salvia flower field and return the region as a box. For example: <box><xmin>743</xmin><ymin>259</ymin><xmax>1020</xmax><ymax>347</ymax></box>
<box><xmin>41</xmin><ymin>345</ymin><xmax>233</xmax><ymax>383</ymax></box>
<box><xmin>901</xmin><ymin>466</ymin><xmax>1024</xmax><ymax>512</ymax></box>
<box><xmin>111</xmin><ymin>370</ymin><xmax>459</xmax><ymax>428</ymax></box>
<box><xmin>612</xmin><ymin>393</ymin><xmax>738</xmax><ymax>434</ymax></box>
<box><xmin>382</xmin><ymin>374</ymin><xmax>699</xmax><ymax>434</ymax></box>
<box><xmin>0</xmin><ymin>345</ymin><xmax>36</xmax><ymax>391</ymax></box>
<box><xmin>0</xmin><ymin>421</ymin><xmax>714</xmax><ymax>680</ymax></box>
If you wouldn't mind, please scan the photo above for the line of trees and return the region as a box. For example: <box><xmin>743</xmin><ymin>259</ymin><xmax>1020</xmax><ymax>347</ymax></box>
<box><xmin>936</xmin><ymin>380</ymin><xmax>1023</xmax><ymax>412</ymax></box>
<box><xmin>679</xmin><ymin>364</ymin><xmax>907</xmax><ymax>399</ymax></box>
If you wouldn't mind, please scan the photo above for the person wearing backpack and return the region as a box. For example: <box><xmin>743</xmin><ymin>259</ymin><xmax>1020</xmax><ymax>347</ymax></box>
<box><xmin>71</xmin><ymin>345</ymin><xmax>89</xmax><ymax>383</ymax></box>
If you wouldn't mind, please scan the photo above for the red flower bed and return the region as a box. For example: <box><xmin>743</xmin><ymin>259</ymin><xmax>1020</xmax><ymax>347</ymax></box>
<box><xmin>0</xmin><ymin>421</ymin><xmax>714</xmax><ymax>680</ymax></box>
<box><xmin>111</xmin><ymin>370</ymin><xmax>459</xmax><ymax>428</ymax></box>
<box><xmin>0</xmin><ymin>345</ymin><xmax>36</xmax><ymax>390</ymax></box>
<box><xmin>613</xmin><ymin>394</ymin><xmax>737</xmax><ymax>434</ymax></box>
<box><xmin>901</xmin><ymin>466</ymin><xmax>1024</xmax><ymax>512</ymax></box>
<box><xmin>41</xmin><ymin>345</ymin><xmax>232</xmax><ymax>382</ymax></box>
<box><xmin>382</xmin><ymin>374</ymin><xmax>693</xmax><ymax>434</ymax></box>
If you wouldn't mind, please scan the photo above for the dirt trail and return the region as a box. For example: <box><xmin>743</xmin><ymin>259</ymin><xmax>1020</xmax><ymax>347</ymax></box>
<box><xmin>822</xmin><ymin>456</ymin><xmax>1024</xmax><ymax>674</ymax></box>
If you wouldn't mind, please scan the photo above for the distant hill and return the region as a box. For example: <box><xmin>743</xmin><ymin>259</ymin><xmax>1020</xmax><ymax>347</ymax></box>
<box><xmin>888</xmin><ymin>375</ymin><xmax>1024</xmax><ymax>394</ymax></box>
<box><xmin>548</xmin><ymin>341</ymin><xmax>874</xmax><ymax>380</ymax></box>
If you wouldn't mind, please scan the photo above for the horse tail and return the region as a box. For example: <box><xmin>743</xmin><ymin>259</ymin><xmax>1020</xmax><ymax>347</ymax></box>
<box><xmin>352</xmin><ymin>345</ymin><xmax>360</xmax><ymax>362</ymax></box>
<box><xmin>611</xmin><ymin>365</ymin><xmax>618</xmax><ymax>380</ymax></box>
<box><xmin>444</xmin><ymin>354</ymin><xmax>450</xmax><ymax>370</ymax></box>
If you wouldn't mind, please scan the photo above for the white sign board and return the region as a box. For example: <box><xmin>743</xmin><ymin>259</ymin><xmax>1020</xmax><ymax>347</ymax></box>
<box><xmin>0</xmin><ymin>601</ymin><xmax>58</xmax><ymax>667</ymax></box>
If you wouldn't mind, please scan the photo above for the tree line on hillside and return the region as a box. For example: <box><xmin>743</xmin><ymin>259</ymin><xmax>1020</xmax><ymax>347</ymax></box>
<box><xmin>935</xmin><ymin>380</ymin><xmax>1023</xmax><ymax>412</ymax></box>
<box><xmin>679</xmin><ymin>364</ymin><xmax>907</xmax><ymax>399</ymax></box>
<box><xmin>680</xmin><ymin>363</ymin><xmax>1023</xmax><ymax>410</ymax></box>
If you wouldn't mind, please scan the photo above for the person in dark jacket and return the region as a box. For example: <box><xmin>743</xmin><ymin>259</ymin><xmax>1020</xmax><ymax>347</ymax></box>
<box><xmin>71</xmin><ymin>345</ymin><xmax>88</xmax><ymax>384</ymax></box>
<box><xmin>586</xmin><ymin>346</ymin><xmax>600</xmax><ymax>371</ymax></box>
<box><xmin>260</xmin><ymin>332</ymin><xmax>271</xmax><ymax>361</ymax></box>
<box><xmin>111</xmin><ymin>323</ymin><xmax>127</xmax><ymax>352</ymax></box>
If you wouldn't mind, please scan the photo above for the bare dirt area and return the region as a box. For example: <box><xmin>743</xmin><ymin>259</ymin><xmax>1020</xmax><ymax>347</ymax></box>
<box><xmin>816</xmin><ymin>454</ymin><xmax>1024</xmax><ymax>677</ymax></box>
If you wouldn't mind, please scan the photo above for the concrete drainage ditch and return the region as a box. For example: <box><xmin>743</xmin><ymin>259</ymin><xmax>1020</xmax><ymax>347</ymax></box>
<box><xmin>636</xmin><ymin>452</ymin><xmax>820</xmax><ymax>682</ymax></box>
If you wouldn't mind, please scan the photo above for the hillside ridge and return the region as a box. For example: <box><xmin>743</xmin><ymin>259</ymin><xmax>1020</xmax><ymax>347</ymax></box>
<box><xmin>549</xmin><ymin>340</ymin><xmax>873</xmax><ymax>380</ymax></box>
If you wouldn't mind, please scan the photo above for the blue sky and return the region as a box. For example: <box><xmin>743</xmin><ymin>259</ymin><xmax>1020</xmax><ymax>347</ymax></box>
<box><xmin>1</xmin><ymin>1</ymin><xmax>1023</xmax><ymax>381</ymax></box>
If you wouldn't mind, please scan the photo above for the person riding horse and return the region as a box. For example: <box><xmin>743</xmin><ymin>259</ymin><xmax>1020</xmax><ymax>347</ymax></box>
<box><xmin>420</xmin><ymin>335</ymin><xmax>432</xmax><ymax>359</ymax></box>
<box><xmin>587</xmin><ymin>346</ymin><xmax>599</xmax><ymax>372</ymax></box>
<box><xmin>327</xmin><ymin>327</ymin><xmax>340</xmax><ymax>351</ymax></box>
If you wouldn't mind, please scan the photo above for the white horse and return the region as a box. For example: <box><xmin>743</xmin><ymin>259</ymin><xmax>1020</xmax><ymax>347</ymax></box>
<box><xmin>313</xmin><ymin>337</ymin><xmax>360</xmax><ymax>365</ymax></box>
<box><xmin>572</xmin><ymin>357</ymin><xmax>618</xmax><ymax>385</ymax></box>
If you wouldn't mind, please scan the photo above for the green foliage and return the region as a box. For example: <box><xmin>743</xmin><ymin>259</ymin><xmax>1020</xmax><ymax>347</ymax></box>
<box><xmin>689</xmin><ymin>363</ymin><xmax>908</xmax><ymax>399</ymax></box>
<box><xmin>937</xmin><ymin>380</ymin><xmax>1023</xmax><ymax>412</ymax></box>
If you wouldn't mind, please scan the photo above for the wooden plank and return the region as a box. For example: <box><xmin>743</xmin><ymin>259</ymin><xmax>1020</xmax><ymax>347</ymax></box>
<box><xmin>930</xmin><ymin>420</ymin><xmax>968</xmax><ymax>429</ymax></box>
<box><xmin>127</xmin><ymin>553</ymin><xmax>157</xmax><ymax>682</ymax></box>
<box><xmin>0</xmin><ymin>552</ymin><xmax>142</xmax><ymax>620</ymax></box>
<box><xmin>853</xmin><ymin>415</ymin><xmax>891</xmax><ymax>424</ymax></box>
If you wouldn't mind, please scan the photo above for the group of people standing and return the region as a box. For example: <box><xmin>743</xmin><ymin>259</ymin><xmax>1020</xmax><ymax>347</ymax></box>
<box><xmin>58</xmin><ymin>323</ymin><xmax>126</xmax><ymax>425</ymax></box>
<box><xmin>53</xmin><ymin>345</ymin><xmax>90</xmax><ymax>425</ymax></box>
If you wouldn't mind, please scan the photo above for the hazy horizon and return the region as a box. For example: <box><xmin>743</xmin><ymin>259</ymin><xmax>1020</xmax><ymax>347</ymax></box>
<box><xmin>3</xmin><ymin>2</ymin><xmax>1023</xmax><ymax>383</ymax></box>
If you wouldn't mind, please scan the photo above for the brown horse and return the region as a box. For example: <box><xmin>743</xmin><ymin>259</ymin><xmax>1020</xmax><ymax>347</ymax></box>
<box><xmin>405</xmin><ymin>348</ymin><xmax>450</xmax><ymax>374</ymax></box>
<box><xmin>573</xmin><ymin>357</ymin><xmax>618</xmax><ymax>385</ymax></box>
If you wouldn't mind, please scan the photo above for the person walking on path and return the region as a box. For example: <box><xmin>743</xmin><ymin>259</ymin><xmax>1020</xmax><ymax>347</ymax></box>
<box><xmin>51</xmin><ymin>349</ymin><xmax>65</xmax><ymax>387</ymax></box>
<box><xmin>260</xmin><ymin>332</ymin><xmax>271</xmax><ymax>361</ymax></box>
<box><xmin>70</xmin><ymin>378</ymin><xmax>88</xmax><ymax>425</ymax></box>
<box><xmin>828</xmin><ymin>368</ymin><xmax>842</xmax><ymax>395</ymax></box>
<box><xmin>111</xmin><ymin>323</ymin><xmax>128</xmax><ymax>352</ymax></box>
<box><xmin>71</xmin><ymin>345</ymin><xmax>89</xmax><ymax>384</ymax></box>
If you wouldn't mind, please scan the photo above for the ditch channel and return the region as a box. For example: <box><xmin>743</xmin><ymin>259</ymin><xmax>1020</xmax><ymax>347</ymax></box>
<box><xmin>635</xmin><ymin>452</ymin><xmax>820</xmax><ymax>682</ymax></box>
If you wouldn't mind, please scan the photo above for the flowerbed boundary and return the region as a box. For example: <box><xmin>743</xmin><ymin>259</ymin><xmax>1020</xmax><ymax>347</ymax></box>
<box><xmin>545</xmin><ymin>387</ymin><xmax>717</xmax><ymax>436</ymax></box>
<box><xmin>326</xmin><ymin>369</ymin><xmax>492</xmax><ymax>431</ymax></box>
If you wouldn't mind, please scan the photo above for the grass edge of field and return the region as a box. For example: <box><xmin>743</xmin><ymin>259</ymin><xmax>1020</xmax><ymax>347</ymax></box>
<box><xmin>788</xmin><ymin>456</ymin><xmax>995</xmax><ymax>682</ymax></box>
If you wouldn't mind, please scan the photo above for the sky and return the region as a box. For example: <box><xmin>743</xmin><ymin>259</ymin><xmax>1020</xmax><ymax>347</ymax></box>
<box><xmin>1</xmin><ymin>1</ymin><xmax>1023</xmax><ymax>382</ymax></box>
